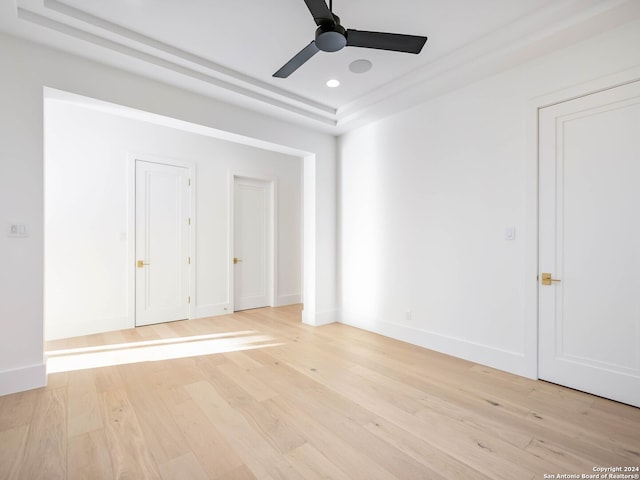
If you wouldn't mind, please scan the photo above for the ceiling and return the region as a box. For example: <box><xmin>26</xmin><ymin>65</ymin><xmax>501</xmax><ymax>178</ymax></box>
<box><xmin>2</xmin><ymin>0</ymin><xmax>639</xmax><ymax>133</ymax></box>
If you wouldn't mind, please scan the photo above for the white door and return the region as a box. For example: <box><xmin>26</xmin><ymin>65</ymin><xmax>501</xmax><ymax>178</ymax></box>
<box><xmin>135</xmin><ymin>160</ymin><xmax>191</xmax><ymax>326</ymax></box>
<box><xmin>538</xmin><ymin>80</ymin><xmax>640</xmax><ymax>407</ymax></box>
<box><xmin>233</xmin><ymin>177</ymin><xmax>272</xmax><ymax>311</ymax></box>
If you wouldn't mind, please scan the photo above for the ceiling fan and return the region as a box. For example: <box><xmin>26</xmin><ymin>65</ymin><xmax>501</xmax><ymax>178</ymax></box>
<box><xmin>273</xmin><ymin>0</ymin><xmax>428</xmax><ymax>78</ymax></box>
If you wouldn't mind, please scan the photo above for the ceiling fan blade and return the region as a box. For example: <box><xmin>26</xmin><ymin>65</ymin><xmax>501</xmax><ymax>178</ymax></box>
<box><xmin>273</xmin><ymin>41</ymin><xmax>320</xmax><ymax>78</ymax></box>
<box><xmin>303</xmin><ymin>0</ymin><xmax>334</xmax><ymax>26</ymax></box>
<box><xmin>346</xmin><ymin>30</ymin><xmax>427</xmax><ymax>54</ymax></box>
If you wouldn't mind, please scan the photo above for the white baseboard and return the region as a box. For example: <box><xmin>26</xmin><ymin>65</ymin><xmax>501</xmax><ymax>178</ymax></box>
<box><xmin>340</xmin><ymin>314</ymin><xmax>531</xmax><ymax>378</ymax></box>
<box><xmin>0</xmin><ymin>363</ymin><xmax>47</xmax><ymax>396</ymax></box>
<box><xmin>46</xmin><ymin>316</ymin><xmax>132</xmax><ymax>341</ymax></box>
<box><xmin>302</xmin><ymin>309</ymin><xmax>338</xmax><ymax>326</ymax></box>
<box><xmin>275</xmin><ymin>294</ymin><xmax>302</xmax><ymax>307</ymax></box>
<box><xmin>196</xmin><ymin>299</ymin><xmax>303</xmax><ymax>319</ymax></box>
<box><xmin>194</xmin><ymin>303</ymin><xmax>232</xmax><ymax>319</ymax></box>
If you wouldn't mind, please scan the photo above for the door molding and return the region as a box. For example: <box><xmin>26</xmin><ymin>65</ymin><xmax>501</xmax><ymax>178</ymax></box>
<box><xmin>524</xmin><ymin>66</ymin><xmax>640</xmax><ymax>380</ymax></box>
<box><xmin>127</xmin><ymin>152</ymin><xmax>196</xmax><ymax>326</ymax></box>
<box><xmin>228</xmin><ymin>171</ymin><xmax>277</xmax><ymax>311</ymax></box>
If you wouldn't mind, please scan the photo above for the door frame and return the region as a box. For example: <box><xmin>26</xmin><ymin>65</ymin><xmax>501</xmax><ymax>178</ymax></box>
<box><xmin>127</xmin><ymin>153</ymin><xmax>197</xmax><ymax>326</ymax></box>
<box><xmin>524</xmin><ymin>66</ymin><xmax>640</xmax><ymax>380</ymax></box>
<box><xmin>228</xmin><ymin>172</ymin><xmax>278</xmax><ymax>312</ymax></box>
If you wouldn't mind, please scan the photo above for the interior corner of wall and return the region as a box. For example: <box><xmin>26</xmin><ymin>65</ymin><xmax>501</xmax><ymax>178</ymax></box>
<box><xmin>302</xmin><ymin>309</ymin><xmax>337</xmax><ymax>326</ymax></box>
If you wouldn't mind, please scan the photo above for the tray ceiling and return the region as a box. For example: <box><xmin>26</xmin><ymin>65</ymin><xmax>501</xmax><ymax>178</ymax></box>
<box><xmin>2</xmin><ymin>0</ymin><xmax>639</xmax><ymax>133</ymax></box>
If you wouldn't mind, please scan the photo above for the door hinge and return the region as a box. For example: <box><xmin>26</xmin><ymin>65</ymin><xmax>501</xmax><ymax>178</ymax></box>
<box><xmin>188</xmin><ymin>217</ymin><xmax>191</xmax><ymax>226</ymax></box>
<box><xmin>188</xmin><ymin>296</ymin><xmax>191</xmax><ymax>304</ymax></box>
<box><xmin>188</xmin><ymin>178</ymin><xmax>191</xmax><ymax>186</ymax></box>
<box><xmin>188</xmin><ymin>256</ymin><xmax>191</xmax><ymax>264</ymax></box>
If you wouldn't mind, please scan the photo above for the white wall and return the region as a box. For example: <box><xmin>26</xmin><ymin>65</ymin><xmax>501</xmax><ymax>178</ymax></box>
<box><xmin>338</xmin><ymin>19</ymin><xmax>640</xmax><ymax>378</ymax></box>
<box><xmin>6</xmin><ymin>16</ymin><xmax>639</xmax><ymax>397</ymax></box>
<box><xmin>44</xmin><ymin>100</ymin><xmax>302</xmax><ymax>340</ymax></box>
<box><xmin>0</xmin><ymin>33</ymin><xmax>336</xmax><ymax>396</ymax></box>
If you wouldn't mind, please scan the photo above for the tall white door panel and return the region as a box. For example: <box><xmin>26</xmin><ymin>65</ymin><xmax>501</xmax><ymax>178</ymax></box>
<box><xmin>135</xmin><ymin>160</ymin><xmax>191</xmax><ymax>326</ymax></box>
<box><xmin>234</xmin><ymin>177</ymin><xmax>272</xmax><ymax>311</ymax></box>
<box><xmin>538</xmin><ymin>81</ymin><xmax>640</xmax><ymax>407</ymax></box>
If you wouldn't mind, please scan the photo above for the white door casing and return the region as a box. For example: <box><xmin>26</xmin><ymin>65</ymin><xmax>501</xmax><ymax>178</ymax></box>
<box><xmin>538</xmin><ymin>81</ymin><xmax>640</xmax><ymax>407</ymax></box>
<box><xmin>135</xmin><ymin>160</ymin><xmax>191</xmax><ymax>326</ymax></box>
<box><xmin>233</xmin><ymin>177</ymin><xmax>273</xmax><ymax>311</ymax></box>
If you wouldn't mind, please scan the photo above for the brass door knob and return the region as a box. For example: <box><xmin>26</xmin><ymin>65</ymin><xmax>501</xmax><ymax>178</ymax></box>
<box><xmin>137</xmin><ymin>260</ymin><xmax>151</xmax><ymax>268</ymax></box>
<box><xmin>541</xmin><ymin>273</ymin><xmax>561</xmax><ymax>285</ymax></box>
<box><xmin>233</xmin><ymin>257</ymin><xmax>243</xmax><ymax>265</ymax></box>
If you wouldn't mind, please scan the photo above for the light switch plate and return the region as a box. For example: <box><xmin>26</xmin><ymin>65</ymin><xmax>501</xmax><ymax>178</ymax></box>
<box><xmin>8</xmin><ymin>223</ymin><xmax>28</xmax><ymax>237</ymax></box>
<box><xmin>505</xmin><ymin>226</ymin><xmax>516</xmax><ymax>241</ymax></box>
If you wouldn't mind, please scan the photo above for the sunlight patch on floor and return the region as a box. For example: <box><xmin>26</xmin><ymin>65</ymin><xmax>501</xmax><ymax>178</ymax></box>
<box><xmin>46</xmin><ymin>330</ymin><xmax>283</xmax><ymax>373</ymax></box>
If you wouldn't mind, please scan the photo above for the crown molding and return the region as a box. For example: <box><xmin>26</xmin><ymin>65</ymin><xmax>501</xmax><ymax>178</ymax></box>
<box><xmin>11</xmin><ymin>0</ymin><xmax>640</xmax><ymax>134</ymax></box>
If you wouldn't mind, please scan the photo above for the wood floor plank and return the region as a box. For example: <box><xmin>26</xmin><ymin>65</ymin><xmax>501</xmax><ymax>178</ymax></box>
<box><xmin>150</xmin><ymin>321</ymin><xmax>189</xmax><ymax>340</ymax></box>
<box><xmin>67</xmin><ymin>429</ymin><xmax>114</xmax><ymax>480</ymax></box>
<box><xmin>251</xmin><ymin>358</ymin><xmax>375</xmax><ymax>427</ymax></box>
<box><xmin>159</xmin><ymin>318</ymin><xmax>202</xmax><ymax>339</ymax></box>
<box><xmin>216</xmin><ymin>362</ymin><xmax>278</xmax><ymax>402</ymax></box>
<box><xmin>223</xmin><ymin>351</ymin><xmax>264</xmax><ymax>370</ymax></box>
<box><xmin>524</xmin><ymin>437</ymin><xmax>603</xmax><ymax>474</ymax></box>
<box><xmin>271</xmin><ymin>394</ymin><xmax>429</xmax><ymax>479</ymax></box>
<box><xmin>93</xmin><ymin>364</ymin><xmax>126</xmax><ymax>393</ymax></box>
<box><xmin>265</xmin><ymin>396</ymin><xmax>400</xmax><ymax>480</ymax></box>
<box><xmin>270</xmin><ymin>345</ymin><xmax>538</xmax><ymax>479</ymax></box>
<box><xmin>99</xmin><ymin>388</ymin><xmax>161</xmax><ymax>479</ymax></box>
<box><xmin>19</xmin><ymin>388</ymin><xmax>67</xmax><ymax>480</ymax></box>
<box><xmin>523</xmin><ymin>408</ymin><xmax>640</xmax><ymax>466</ymax></box>
<box><xmin>352</xmin><ymin>364</ymin><xmax>534</xmax><ymax>449</ymax></box>
<box><xmin>284</xmin><ymin>443</ymin><xmax>351</xmax><ymax>480</ymax></box>
<box><xmin>320</xmin><ymin>326</ymin><xmax>640</xmax><ymax>469</ymax></box>
<box><xmin>0</xmin><ymin>425</ymin><xmax>29</xmax><ymax>480</ymax></box>
<box><xmin>158</xmin><ymin>452</ymin><xmax>209</xmax><ymax>480</ymax></box>
<box><xmin>185</xmin><ymin>380</ymin><xmax>300</xmax><ymax>479</ymax></box>
<box><xmin>150</xmin><ymin>358</ymin><xmax>205</xmax><ymax>408</ymax></box>
<box><xmin>390</xmin><ymin>361</ymin><xmax>637</xmax><ymax>472</ymax></box>
<box><xmin>0</xmin><ymin>389</ymin><xmax>38</xmax><ymax>431</ymax></box>
<box><xmin>8</xmin><ymin>303</ymin><xmax>635</xmax><ymax>480</ymax></box>
<box><xmin>123</xmin><ymin>381</ymin><xmax>192</xmax><ymax>466</ymax></box>
<box><xmin>166</xmin><ymin>398</ymin><xmax>245</xmax><ymax>477</ymax></box>
<box><xmin>414</xmin><ymin>406</ymin><xmax>538</xmax><ymax>479</ymax></box>
<box><xmin>242</xmin><ymin>355</ymin><xmax>428</xmax><ymax>478</ymax></box>
<box><xmin>364</xmin><ymin>417</ymin><xmax>491</xmax><ymax>480</ymax></box>
<box><xmin>235</xmin><ymin>397</ymin><xmax>310</xmax><ymax>455</ymax></box>
<box><xmin>45</xmin><ymin>371</ymin><xmax>69</xmax><ymax>390</ymax></box>
<box><xmin>200</xmin><ymin>364</ymin><xmax>309</xmax><ymax>457</ymax></box>
<box><xmin>215</xmin><ymin>465</ymin><xmax>258</xmax><ymax>480</ymax></box>
<box><xmin>67</xmin><ymin>369</ymin><xmax>103</xmax><ymax>437</ymax></box>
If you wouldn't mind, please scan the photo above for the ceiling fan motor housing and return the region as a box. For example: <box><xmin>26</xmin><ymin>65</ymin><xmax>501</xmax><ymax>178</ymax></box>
<box><xmin>272</xmin><ymin>1</ymin><xmax>428</xmax><ymax>78</ymax></box>
<box><xmin>315</xmin><ymin>14</ymin><xmax>346</xmax><ymax>52</ymax></box>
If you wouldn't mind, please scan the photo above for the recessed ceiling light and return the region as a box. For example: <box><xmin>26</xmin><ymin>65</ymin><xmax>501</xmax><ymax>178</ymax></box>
<box><xmin>349</xmin><ymin>59</ymin><xmax>373</xmax><ymax>74</ymax></box>
<box><xmin>326</xmin><ymin>79</ymin><xmax>340</xmax><ymax>88</ymax></box>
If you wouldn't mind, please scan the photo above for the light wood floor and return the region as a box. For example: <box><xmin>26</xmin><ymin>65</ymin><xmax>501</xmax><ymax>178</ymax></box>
<box><xmin>1</xmin><ymin>305</ymin><xmax>639</xmax><ymax>479</ymax></box>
